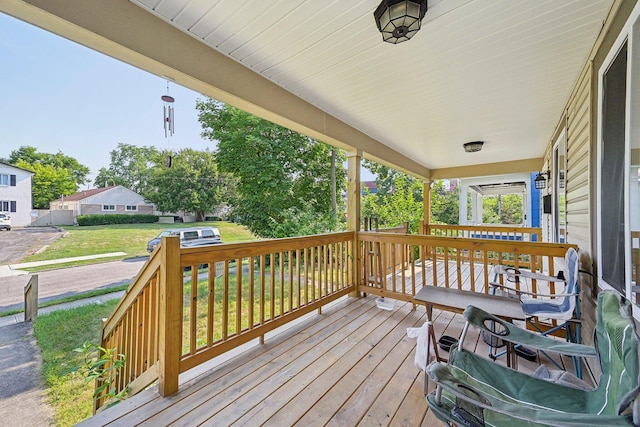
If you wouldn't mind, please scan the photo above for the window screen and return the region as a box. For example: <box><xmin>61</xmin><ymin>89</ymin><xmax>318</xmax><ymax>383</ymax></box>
<box><xmin>601</xmin><ymin>42</ymin><xmax>627</xmax><ymax>293</ymax></box>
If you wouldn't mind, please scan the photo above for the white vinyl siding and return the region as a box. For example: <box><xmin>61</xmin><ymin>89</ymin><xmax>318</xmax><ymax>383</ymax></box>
<box><xmin>566</xmin><ymin>66</ymin><xmax>592</xmax><ymax>255</ymax></box>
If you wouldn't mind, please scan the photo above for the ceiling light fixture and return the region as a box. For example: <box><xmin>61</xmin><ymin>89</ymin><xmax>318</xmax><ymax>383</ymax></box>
<box><xmin>374</xmin><ymin>0</ymin><xmax>428</xmax><ymax>44</ymax></box>
<box><xmin>463</xmin><ymin>141</ymin><xmax>484</xmax><ymax>153</ymax></box>
<box><xmin>534</xmin><ymin>171</ymin><xmax>551</xmax><ymax>190</ymax></box>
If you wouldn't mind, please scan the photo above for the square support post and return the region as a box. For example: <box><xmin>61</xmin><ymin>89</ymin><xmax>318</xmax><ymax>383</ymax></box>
<box><xmin>158</xmin><ymin>235</ymin><xmax>182</xmax><ymax>396</ymax></box>
<box><xmin>423</xmin><ymin>179</ymin><xmax>431</xmax><ymax>234</ymax></box>
<box><xmin>347</xmin><ymin>150</ymin><xmax>362</xmax><ymax>296</ymax></box>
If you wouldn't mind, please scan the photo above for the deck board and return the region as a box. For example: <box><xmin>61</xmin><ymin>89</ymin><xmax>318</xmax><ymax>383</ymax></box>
<box><xmin>83</xmin><ymin>290</ymin><xmax>592</xmax><ymax>427</ymax></box>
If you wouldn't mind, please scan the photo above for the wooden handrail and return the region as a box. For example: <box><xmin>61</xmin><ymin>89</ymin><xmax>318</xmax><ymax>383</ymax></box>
<box><xmin>95</xmin><ymin>232</ymin><xmax>355</xmax><ymax>411</ymax></box>
<box><xmin>95</xmin><ymin>229</ymin><xmax>574</xmax><ymax>411</ymax></box>
<box><xmin>360</xmin><ymin>232</ymin><xmax>575</xmax><ymax>302</ymax></box>
<box><xmin>424</xmin><ymin>224</ymin><xmax>542</xmax><ymax>242</ymax></box>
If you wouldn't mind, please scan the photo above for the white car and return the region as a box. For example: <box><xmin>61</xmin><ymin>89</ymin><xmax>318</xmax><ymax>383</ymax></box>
<box><xmin>0</xmin><ymin>213</ymin><xmax>11</xmax><ymax>231</ymax></box>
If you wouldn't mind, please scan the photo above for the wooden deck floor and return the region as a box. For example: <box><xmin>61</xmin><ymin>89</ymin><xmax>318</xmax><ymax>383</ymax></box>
<box><xmin>79</xmin><ymin>293</ymin><xmax>593</xmax><ymax>427</ymax></box>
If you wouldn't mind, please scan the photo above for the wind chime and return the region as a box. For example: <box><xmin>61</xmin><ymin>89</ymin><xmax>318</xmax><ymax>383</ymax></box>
<box><xmin>162</xmin><ymin>81</ymin><xmax>175</xmax><ymax>167</ymax></box>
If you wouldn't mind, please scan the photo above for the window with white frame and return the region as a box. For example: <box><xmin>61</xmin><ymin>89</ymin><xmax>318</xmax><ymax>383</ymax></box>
<box><xmin>0</xmin><ymin>201</ymin><xmax>15</xmax><ymax>212</ymax></box>
<box><xmin>598</xmin><ymin>3</ymin><xmax>640</xmax><ymax>303</ymax></box>
<box><xmin>125</xmin><ymin>205</ymin><xmax>137</xmax><ymax>212</ymax></box>
<box><xmin>102</xmin><ymin>205</ymin><xmax>116</xmax><ymax>211</ymax></box>
<box><xmin>0</xmin><ymin>174</ymin><xmax>9</xmax><ymax>186</ymax></box>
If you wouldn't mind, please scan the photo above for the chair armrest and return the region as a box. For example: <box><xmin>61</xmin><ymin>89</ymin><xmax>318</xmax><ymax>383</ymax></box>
<box><xmin>427</xmin><ymin>361</ymin><xmax>632</xmax><ymax>426</ymax></box>
<box><xmin>489</xmin><ymin>282</ymin><xmax>579</xmax><ymax>299</ymax></box>
<box><xmin>492</xmin><ymin>264</ymin><xmax>565</xmax><ymax>282</ymax></box>
<box><xmin>463</xmin><ymin>305</ymin><xmax>596</xmax><ymax>358</ymax></box>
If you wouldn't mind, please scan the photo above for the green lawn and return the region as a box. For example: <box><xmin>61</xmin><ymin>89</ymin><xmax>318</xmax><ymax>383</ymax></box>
<box><xmin>34</xmin><ymin>300</ymin><xmax>120</xmax><ymax>427</ymax></box>
<box><xmin>21</xmin><ymin>221</ymin><xmax>256</xmax><ymax>270</ymax></box>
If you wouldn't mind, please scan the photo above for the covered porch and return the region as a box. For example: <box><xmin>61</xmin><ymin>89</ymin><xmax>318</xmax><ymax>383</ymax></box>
<box><xmin>2</xmin><ymin>0</ymin><xmax>637</xmax><ymax>425</ymax></box>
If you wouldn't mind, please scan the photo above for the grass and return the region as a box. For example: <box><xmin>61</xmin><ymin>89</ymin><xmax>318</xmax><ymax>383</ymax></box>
<box><xmin>34</xmin><ymin>300</ymin><xmax>120</xmax><ymax>427</ymax></box>
<box><xmin>20</xmin><ymin>221</ymin><xmax>255</xmax><ymax>271</ymax></box>
<box><xmin>0</xmin><ymin>284</ymin><xmax>129</xmax><ymax>318</ymax></box>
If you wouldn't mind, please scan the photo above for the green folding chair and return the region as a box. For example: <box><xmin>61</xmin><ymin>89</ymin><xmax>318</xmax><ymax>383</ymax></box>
<box><xmin>426</xmin><ymin>291</ymin><xmax>640</xmax><ymax>426</ymax></box>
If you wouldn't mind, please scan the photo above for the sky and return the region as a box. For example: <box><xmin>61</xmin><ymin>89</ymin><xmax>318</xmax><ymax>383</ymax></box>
<box><xmin>0</xmin><ymin>12</ymin><xmax>374</xmax><ymax>187</ymax></box>
<box><xmin>0</xmin><ymin>13</ymin><xmax>225</xmax><ymax>187</ymax></box>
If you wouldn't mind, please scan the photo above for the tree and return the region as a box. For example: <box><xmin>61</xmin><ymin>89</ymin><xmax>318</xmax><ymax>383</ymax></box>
<box><xmin>483</xmin><ymin>194</ymin><xmax>523</xmax><ymax>224</ymax></box>
<box><xmin>196</xmin><ymin>99</ymin><xmax>347</xmax><ymax>238</ymax></box>
<box><xmin>431</xmin><ymin>180</ymin><xmax>460</xmax><ymax>225</ymax></box>
<box><xmin>362</xmin><ymin>160</ymin><xmax>422</xmax><ymax>201</ymax></box>
<box><xmin>6</xmin><ymin>146</ymin><xmax>90</xmax><ymax>187</ymax></box>
<box><xmin>14</xmin><ymin>159</ymin><xmax>77</xmax><ymax>209</ymax></box>
<box><xmin>94</xmin><ymin>143</ymin><xmax>158</xmax><ymax>194</ymax></box>
<box><xmin>145</xmin><ymin>148</ymin><xmax>233</xmax><ymax>222</ymax></box>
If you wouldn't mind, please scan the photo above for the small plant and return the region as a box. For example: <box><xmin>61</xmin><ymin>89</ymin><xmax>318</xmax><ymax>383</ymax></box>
<box><xmin>74</xmin><ymin>342</ymin><xmax>127</xmax><ymax>409</ymax></box>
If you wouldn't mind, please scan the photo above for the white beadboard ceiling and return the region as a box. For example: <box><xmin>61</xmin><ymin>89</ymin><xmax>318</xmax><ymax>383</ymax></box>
<box><xmin>132</xmin><ymin>0</ymin><xmax>613</xmax><ymax>171</ymax></box>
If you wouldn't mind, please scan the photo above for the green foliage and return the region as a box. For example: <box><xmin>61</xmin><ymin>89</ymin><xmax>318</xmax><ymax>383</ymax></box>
<box><xmin>76</xmin><ymin>214</ymin><xmax>158</xmax><ymax>226</ymax></box>
<box><xmin>93</xmin><ymin>143</ymin><xmax>158</xmax><ymax>194</ymax></box>
<box><xmin>74</xmin><ymin>342</ymin><xmax>127</xmax><ymax>407</ymax></box>
<box><xmin>430</xmin><ymin>179</ymin><xmax>460</xmax><ymax>225</ymax></box>
<box><xmin>482</xmin><ymin>194</ymin><xmax>523</xmax><ymax>224</ymax></box>
<box><xmin>197</xmin><ymin>99</ymin><xmax>347</xmax><ymax>238</ymax></box>
<box><xmin>144</xmin><ymin>148</ymin><xmax>234</xmax><ymax>222</ymax></box>
<box><xmin>6</xmin><ymin>145</ymin><xmax>90</xmax><ymax>186</ymax></box>
<box><xmin>361</xmin><ymin>174</ymin><xmax>424</xmax><ymax>232</ymax></box>
<box><xmin>15</xmin><ymin>159</ymin><xmax>78</xmax><ymax>209</ymax></box>
<box><xmin>362</xmin><ymin>160</ymin><xmax>422</xmax><ymax>202</ymax></box>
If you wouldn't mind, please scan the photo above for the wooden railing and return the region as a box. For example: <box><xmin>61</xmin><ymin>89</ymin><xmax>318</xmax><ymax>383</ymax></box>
<box><xmin>360</xmin><ymin>232</ymin><xmax>575</xmax><ymax>302</ymax></box>
<box><xmin>423</xmin><ymin>224</ymin><xmax>542</xmax><ymax>242</ymax></box>
<box><xmin>95</xmin><ymin>228</ymin><xmax>574</xmax><ymax>411</ymax></box>
<box><xmin>95</xmin><ymin>232</ymin><xmax>355</xmax><ymax>411</ymax></box>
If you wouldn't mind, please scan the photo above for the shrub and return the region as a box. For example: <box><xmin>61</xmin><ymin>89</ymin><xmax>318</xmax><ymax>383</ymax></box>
<box><xmin>77</xmin><ymin>214</ymin><xmax>158</xmax><ymax>226</ymax></box>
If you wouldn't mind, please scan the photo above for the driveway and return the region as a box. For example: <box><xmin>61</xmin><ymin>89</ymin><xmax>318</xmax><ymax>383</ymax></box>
<box><xmin>0</xmin><ymin>227</ymin><xmax>64</xmax><ymax>265</ymax></box>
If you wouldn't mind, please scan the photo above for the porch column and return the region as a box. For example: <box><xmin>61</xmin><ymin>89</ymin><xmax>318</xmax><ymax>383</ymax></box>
<box><xmin>459</xmin><ymin>185</ymin><xmax>469</xmax><ymax>225</ymax></box>
<box><xmin>471</xmin><ymin>191</ymin><xmax>482</xmax><ymax>225</ymax></box>
<box><xmin>158</xmin><ymin>235</ymin><xmax>182</xmax><ymax>396</ymax></box>
<box><xmin>423</xmin><ymin>179</ymin><xmax>431</xmax><ymax>234</ymax></box>
<box><xmin>347</xmin><ymin>150</ymin><xmax>361</xmax><ymax>297</ymax></box>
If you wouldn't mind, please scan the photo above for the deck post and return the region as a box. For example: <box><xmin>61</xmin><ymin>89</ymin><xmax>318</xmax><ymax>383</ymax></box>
<box><xmin>423</xmin><ymin>179</ymin><xmax>431</xmax><ymax>230</ymax></box>
<box><xmin>158</xmin><ymin>235</ymin><xmax>182</xmax><ymax>396</ymax></box>
<box><xmin>347</xmin><ymin>150</ymin><xmax>362</xmax><ymax>297</ymax></box>
<box><xmin>24</xmin><ymin>274</ymin><xmax>38</xmax><ymax>322</ymax></box>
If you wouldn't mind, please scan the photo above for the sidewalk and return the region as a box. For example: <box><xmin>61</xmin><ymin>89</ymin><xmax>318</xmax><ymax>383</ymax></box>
<box><xmin>0</xmin><ymin>322</ymin><xmax>54</xmax><ymax>426</ymax></box>
<box><xmin>0</xmin><ymin>252</ymin><xmax>127</xmax><ymax>278</ymax></box>
<box><xmin>0</xmin><ymin>290</ymin><xmax>125</xmax><ymax>329</ymax></box>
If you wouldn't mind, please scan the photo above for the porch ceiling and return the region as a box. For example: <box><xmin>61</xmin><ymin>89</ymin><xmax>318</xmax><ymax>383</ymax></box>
<box><xmin>2</xmin><ymin>0</ymin><xmax>614</xmax><ymax>178</ymax></box>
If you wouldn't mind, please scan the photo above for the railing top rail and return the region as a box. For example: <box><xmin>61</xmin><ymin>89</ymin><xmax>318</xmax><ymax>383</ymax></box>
<box><xmin>360</xmin><ymin>231</ymin><xmax>575</xmax><ymax>254</ymax></box>
<box><xmin>102</xmin><ymin>247</ymin><xmax>163</xmax><ymax>336</ymax></box>
<box><xmin>426</xmin><ymin>224</ymin><xmax>542</xmax><ymax>232</ymax></box>
<box><xmin>180</xmin><ymin>231</ymin><xmax>354</xmax><ymax>264</ymax></box>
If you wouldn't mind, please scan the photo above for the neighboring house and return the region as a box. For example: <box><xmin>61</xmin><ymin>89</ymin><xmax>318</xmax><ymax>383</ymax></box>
<box><xmin>361</xmin><ymin>181</ymin><xmax>377</xmax><ymax>195</ymax></box>
<box><xmin>0</xmin><ymin>162</ymin><xmax>34</xmax><ymax>227</ymax></box>
<box><xmin>50</xmin><ymin>185</ymin><xmax>155</xmax><ymax>219</ymax></box>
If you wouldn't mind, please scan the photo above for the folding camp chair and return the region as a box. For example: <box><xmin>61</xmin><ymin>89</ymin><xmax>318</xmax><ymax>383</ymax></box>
<box><xmin>426</xmin><ymin>291</ymin><xmax>640</xmax><ymax>427</ymax></box>
<box><xmin>489</xmin><ymin>247</ymin><xmax>584</xmax><ymax>376</ymax></box>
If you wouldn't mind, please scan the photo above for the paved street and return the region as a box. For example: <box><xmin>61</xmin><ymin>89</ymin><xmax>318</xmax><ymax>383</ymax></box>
<box><xmin>0</xmin><ymin>257</ymin><xmax>146</xmax><ymax>311</ymax></box>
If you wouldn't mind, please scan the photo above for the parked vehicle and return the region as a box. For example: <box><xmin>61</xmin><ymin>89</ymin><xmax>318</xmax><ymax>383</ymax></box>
<box><xmin>146</xmin><ymin>227</ymin><xmax>222</xmax><ymax>253</ymax></box>
<box><xmin>0</xmin><ymin>213</ymin><xmax>11</xmax><ymax>231</ymax></box>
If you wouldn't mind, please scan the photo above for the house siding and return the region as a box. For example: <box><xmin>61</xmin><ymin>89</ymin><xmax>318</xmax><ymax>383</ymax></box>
<box><xmin>0</xmin><ymin>163</ymin><xmax>33</xmax><ymax>227</ymax></box>
<box><xmin>566</xmin><ymin>66</ymin><xmax>592</xmax><ymax>266</ymax></box>
<box><xmin>82</xmin><ymin>204</ymin><xmax>154</xmax><ymax>215</ymax></box>
<box><xmin>543</xmin><ymin>0</ymin><xmax>640</xmax><ymax>342</ymax></box>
